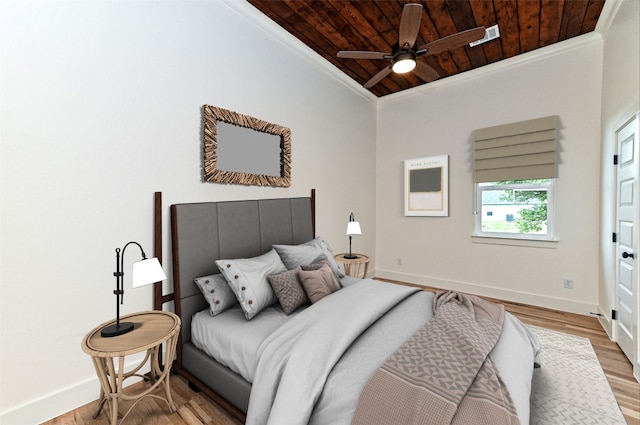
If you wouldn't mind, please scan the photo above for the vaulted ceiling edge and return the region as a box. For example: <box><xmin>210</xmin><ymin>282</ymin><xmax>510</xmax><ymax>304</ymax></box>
<box><xmin>222</xmin><ymin>0</ymin><xmax>379</xmax><ymax>103</ymax></box>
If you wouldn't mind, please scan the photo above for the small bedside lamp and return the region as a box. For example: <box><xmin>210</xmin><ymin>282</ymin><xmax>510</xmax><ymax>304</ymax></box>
<box><xmin>101</xmin><ymin>241</ymin><xmax>167</xmax><ymax>337</ymax></box>
<box><xmin>345</xmin><ymin>212</ymin><xmax>362</xmax><ymax>260</ymax></box>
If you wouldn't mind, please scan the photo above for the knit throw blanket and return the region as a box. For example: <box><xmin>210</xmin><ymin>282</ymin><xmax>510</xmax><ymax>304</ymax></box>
<box><xmin>352</xmin><ymin>291</ymin><xmax>520</xmax><ymax>425</ymax></box>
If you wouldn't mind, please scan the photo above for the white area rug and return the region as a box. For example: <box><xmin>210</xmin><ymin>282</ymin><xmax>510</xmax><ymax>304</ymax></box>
<box><xmin>529</xmin><ymin>326</ymin><xmax>627</xmax><ymax>425</ymax></box>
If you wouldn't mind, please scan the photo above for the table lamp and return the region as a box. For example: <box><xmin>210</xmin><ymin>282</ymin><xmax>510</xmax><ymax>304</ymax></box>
<box><xmin>101</xmin><ymin>241</ymin><xmax>167</xmax><ymax>337</ymax></box>
<box><xmin>345</xmin><ymin>212</ymin><xmax>362</xmax><ymax>259</ymax></box>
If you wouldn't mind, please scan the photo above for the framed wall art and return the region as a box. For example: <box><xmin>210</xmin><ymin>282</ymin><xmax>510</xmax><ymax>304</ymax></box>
<box><xmin>404</xmin><ymin>155</ymin><xmax>449</xmax><ymax>216</ymax></box>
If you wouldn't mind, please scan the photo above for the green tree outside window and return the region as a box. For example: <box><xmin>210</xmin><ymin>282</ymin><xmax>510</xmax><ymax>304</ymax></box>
<box><xmin>496</xmin><ymin>180</ymin><xmax>548</xmax><ymax>233</ymax></box>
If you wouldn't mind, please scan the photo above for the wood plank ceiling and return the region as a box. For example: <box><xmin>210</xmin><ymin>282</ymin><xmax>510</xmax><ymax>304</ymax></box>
<box><xmin>247</xmin><ymin>0</ymin><xmax>606</xmax><ymax>97</ymax></box>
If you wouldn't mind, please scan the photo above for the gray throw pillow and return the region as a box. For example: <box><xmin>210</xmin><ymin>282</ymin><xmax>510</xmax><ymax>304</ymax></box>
<box><xmin>267</xmin><ymin>267</ymin><xmax>309</xmax><ymax>315</ymax></box>
<box><xmin>273</xmin><ymin>236</ymin><xmax>345</xmax><ymax>278</ymax></box>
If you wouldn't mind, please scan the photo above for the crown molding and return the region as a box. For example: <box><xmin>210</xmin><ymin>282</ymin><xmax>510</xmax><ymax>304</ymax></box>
<box><xmin>378</xmin><ymin>31</ymin><xmax>603</xmax><ymax>105</ymax></box>
<box><xmin>595</xmin><ymin>0</ymin><xmax>624</xmax><ymax>36</ymax></box>
<box><xmin>224</xmin><ymin>0</ymin><xmax>608</xmax><ymax>107</ymax></box>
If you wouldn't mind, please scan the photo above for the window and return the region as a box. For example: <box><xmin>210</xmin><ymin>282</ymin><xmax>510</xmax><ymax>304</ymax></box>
<box><xmin>472</xmin><ymin>116</ymin><xmax>558</xmax><ymax>244</ymax></box>
<box><xmin>475</xmin><ymin>179</ymin><xmax>554</xmax><ymax>240</ymax></box>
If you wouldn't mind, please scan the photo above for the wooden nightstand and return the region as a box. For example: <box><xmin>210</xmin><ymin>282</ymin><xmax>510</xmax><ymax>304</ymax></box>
<box><xmin>335</xmin><ymin>253</ymin><xmax>370</xmax><ymax>278</ymax></box>
<box><xmin>82</xmin><ymin>310</ymin><xmax>181</xmax><ymax>425</ymax></box>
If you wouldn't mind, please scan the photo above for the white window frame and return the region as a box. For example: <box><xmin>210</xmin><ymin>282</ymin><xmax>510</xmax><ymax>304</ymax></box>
<box><xmin>474</xmin><ymin>179</ymin><xmax>555</xmax><ymax>241</ymax></box>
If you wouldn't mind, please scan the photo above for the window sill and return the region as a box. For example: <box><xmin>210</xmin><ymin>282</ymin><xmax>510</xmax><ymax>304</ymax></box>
<box><xmin>471</xmin><ymin>235</ymin><xmax>558</xmax><ymax>249</ymax></box>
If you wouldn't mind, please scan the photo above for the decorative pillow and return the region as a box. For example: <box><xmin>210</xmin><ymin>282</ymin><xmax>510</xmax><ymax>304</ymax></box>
<box><xmin>301</xmin><ymin>260</ymin><xmax>343</xmax><ymax>288</ymax></box>
<box><xmin>216</xmin><ymin>249</ymin><xmax>287</xmax><ymax>320</ymax></box>
<box><xmin>298</xmin><ymin>263</ymin><xmax>341</xmax><ymax>304</ymax></box>
<box><xmin>314</xmin><ymin>236</ymin><xmax>346</xmax><ymax>278</ymax></box>
<box><xmin>273</xmin><ymin>240</ymin><xmax>325</xmax><ymax>269</ymax></box>
<box><xmin>267</xmin><ymin>267</ymin><xmax>309</xmax><ymax>315</ymax></box>
<box><xmin>273</xmin><ymin>236</ymin><xmax>345</xmax><ymax>278</ymax></box>
<box><xmin>301</xmin><ymin>259</ymin><xmax>329</xmax><ymax>271</ymax></box>
<box><xmin>194</xmin><ymin>273</ymin><xmax>238</xmax><ymax>316</ymax></box>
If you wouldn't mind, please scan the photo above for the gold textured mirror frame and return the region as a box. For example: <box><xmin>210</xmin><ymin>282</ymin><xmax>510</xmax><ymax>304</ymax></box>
<box><xmin>202</xmin><ymin>105</ymin><xmax>292</xmax><ymax>187</ymax></box>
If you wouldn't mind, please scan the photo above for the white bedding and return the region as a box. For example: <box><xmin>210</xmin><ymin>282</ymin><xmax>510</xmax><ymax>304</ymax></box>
<box><xmin>247</xmin><ymin>280</ymin><xmax>423</xmax><ymax>425</ymax></box>
<box><xmin>191</xmin><ymin>303</ymin><xmax>300</xmax><ymax>382</ymax></box>
<box><xmin>193</xmin><ymin>278</ymin><xmax>539</xmax><ymax>425</ymax></box>
<box><xmin>191</xmin><ymin>276</ymin><xmax>360</xmax><ymax>382</ymax></box>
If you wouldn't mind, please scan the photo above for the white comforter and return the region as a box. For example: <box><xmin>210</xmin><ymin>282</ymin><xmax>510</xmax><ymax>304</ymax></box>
<box><xmin>246</xmin><ymin>279</ymin><xmax>539</xmax><ymax>425</ymax></box>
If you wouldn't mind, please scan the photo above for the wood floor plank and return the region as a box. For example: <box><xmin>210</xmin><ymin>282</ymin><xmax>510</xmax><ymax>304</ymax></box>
<box><xmin>176</xmin><ymin>404</ymin><xmax>203</xmax><ymax>425</ymax></box>
<box><xmin>188</xmin><ymin>399</ymin><xmax>213</xmax><ymax>424</ymax></box>
<box><xmin>43</xmin><ymin>279</ymin><xmax>639</xmax><ymax>425</ymax></box>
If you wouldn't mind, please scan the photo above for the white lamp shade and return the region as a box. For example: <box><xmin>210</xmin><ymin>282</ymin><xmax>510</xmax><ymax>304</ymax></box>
<box><xmin>346</xmin><ymin>221</ymin><xmax>362</xmax><ymax>236</ymax></box>
<box><xmin>132</xmin><ymin>257</ymin><xmax>167</xmax><ymax>288</ymax></box>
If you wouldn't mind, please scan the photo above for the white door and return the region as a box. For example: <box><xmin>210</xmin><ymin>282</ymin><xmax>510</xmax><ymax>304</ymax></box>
<box><xmin>615</xmin><ymin>113</ymin><xmax>639</xmax><ymax>369</ymax></box>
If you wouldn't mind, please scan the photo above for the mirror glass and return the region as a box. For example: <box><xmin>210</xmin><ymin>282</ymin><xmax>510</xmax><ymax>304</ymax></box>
<box><xmin>216</xmin><ymin>122</ymin><xmax>281</xmax><ymax>176</ymax></box>
<box><xmin>202</xmin><ymin>105</ymin><xmax>291</xmax><ymax>187</ymax></box>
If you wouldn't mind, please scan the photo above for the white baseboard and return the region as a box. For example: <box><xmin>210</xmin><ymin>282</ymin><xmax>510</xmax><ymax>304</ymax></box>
<box><xmin>596</xmin><ymin>305</ymin><xmax>640</xmax><ymax>384</ymax></box>
<box><xmin>1</xmin><ymin>377</ymin><xmax>100</xmax><ymax>425</ymax></box>
<box><xmin>597</xmin><ymin>304</ymin><xmax>614</xmax><ymax>339</ymax></box>
<box><xmin>1</xmin><ymin>359</ymin><xmax>148</xmax><ymax>424</ymax></box>
<box><xmin>375</xmin><ymin>269</ymin><xmax>598</xmax><ymax>316</ymax></box>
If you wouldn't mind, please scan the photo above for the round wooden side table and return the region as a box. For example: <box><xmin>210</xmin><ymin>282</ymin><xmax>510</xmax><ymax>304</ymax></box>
<box><xmin>82</xmin><ymin>310</ymin><xmax>181</xmax><ymax>425</ymax></box>
<box><xmin>335</xmin><ymin>253</ymin><xmax>370</xmax><ymax>278</ymax></box>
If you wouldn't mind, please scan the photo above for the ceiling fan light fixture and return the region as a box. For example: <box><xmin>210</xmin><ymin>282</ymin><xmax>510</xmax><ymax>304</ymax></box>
<box><xmin>392</xmin><ymin>54</ymin><xmax>416</xmax><ymax>73</ymax></box>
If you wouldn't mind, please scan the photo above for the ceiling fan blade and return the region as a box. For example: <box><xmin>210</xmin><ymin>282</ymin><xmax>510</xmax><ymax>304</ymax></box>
<box><xmin>413</xmin><ymin>61</ymin><xmax>440</xmax><ymax>83</ymax></box>
<box><xmin>364</xmin><ymin>66</ymin><xmax>392</xmax><ymax>89</ymax></box>
<box><xmin>398</xmin><ymin>3</ymin><xmax>423</xmax><ymax>48</ymax></box>
<box><xmin>418</xmin><ymin>27</ymin><xmax>486</xmax><ymax>56</ymax></box>
<box><xmin>337</xmin><ymin>51</ymin><xmax>388</xmax><ymax>60</ymax></box>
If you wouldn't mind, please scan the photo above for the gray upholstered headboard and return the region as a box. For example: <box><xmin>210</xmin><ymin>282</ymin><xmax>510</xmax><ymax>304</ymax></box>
<box><xmin>169</xmin><ymin>191</ymin><xmax>315</xmax><ymax>367</ymax></box>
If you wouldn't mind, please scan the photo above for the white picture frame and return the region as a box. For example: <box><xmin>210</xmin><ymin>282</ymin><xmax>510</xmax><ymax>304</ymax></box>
<box><xmin>404</xmin><ymin>155</ymin><xmax>449</xmax><ymax>216</ymax></box>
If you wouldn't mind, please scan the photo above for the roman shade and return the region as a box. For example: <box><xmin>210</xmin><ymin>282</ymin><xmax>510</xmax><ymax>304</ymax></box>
<box><xmin>474</xmin><ymin>115</ymin><xmax>558</xmax><ymax>182</ymax></box>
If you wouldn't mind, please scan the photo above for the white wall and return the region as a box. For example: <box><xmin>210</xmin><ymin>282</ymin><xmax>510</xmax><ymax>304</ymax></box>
<box><xmin>375</xmin><ymin>36</ymin><xmax>604</xmax><ymax>314</ymax></box>
<box><xmin>0</xmin><ymin>1</ymin><xmax>376</xmax><ymax>422</ymax></box>
<box><xmin>597</xmin><ymin>0</ymin><xmax>640</xmax><ymax>373</ymax></box>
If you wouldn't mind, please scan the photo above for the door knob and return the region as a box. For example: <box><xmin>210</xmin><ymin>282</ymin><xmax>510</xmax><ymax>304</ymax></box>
<box><xmin>622</xmin><ymin>251</ymin><xmax>635</xmax><ymax>259</ymax></box>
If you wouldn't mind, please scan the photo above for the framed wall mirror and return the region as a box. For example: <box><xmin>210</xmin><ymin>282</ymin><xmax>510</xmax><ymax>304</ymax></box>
<box><xmin>202</xmin><ymin>105</ymin><xmax>291</xmax><ymax>187</ymax></box>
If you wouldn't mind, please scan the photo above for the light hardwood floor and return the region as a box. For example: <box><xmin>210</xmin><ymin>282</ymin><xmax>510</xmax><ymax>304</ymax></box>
<box><xmin>45</xmin><ymin>281</ymin><xmax>640</xmax><ymax>425</ymax></box>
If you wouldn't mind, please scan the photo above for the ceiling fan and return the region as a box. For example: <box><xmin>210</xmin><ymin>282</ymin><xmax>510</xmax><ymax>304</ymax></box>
<box><xmin>337</xmin><ymin>2</ymin><xmax>486</xmax><ymax>89</ymax></box>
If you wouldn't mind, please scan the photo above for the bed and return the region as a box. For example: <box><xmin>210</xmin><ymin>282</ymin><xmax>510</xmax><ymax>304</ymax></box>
<box><xmin>157</xmin><ymin>190</ymin><xmax>540</xmax><ymax>425</ymax></box>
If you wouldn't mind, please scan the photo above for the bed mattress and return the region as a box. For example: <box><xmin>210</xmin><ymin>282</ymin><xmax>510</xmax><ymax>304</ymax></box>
<box><xmin>191</xmin><ymin>304</ymin><xmax>298</xmax><ymax>383</ymax></box>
